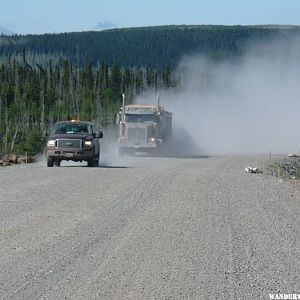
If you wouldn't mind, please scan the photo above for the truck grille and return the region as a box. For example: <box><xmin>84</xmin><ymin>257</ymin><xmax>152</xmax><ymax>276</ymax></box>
<box><xmin>128</xmin><ymin>128</ymin><xmax>147</xmax><ymax>142</ymax></box>
<box><xmin>57</xmin><ymin>139</ymin><xmax>82</xmax><ymax>149</ymax></box>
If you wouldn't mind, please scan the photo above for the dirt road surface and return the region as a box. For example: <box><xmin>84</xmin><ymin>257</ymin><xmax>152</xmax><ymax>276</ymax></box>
<box><xmin>0</xmin><ymin>155</ymin><xmax>299</xmax><ymax>299</ymax></box>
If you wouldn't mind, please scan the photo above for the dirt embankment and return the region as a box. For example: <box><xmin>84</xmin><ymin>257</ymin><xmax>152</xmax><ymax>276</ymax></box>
<box><xmin>0</xmin><ymin>154</ymin><xmax>35</xmax><ymax>167</ymax></box>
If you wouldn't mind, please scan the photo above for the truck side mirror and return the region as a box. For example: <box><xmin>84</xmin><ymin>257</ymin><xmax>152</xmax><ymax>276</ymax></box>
<box><xmin>95</xmin><ymin>131</ymin><xmax>103</xmax><ymax>139</ymax></box>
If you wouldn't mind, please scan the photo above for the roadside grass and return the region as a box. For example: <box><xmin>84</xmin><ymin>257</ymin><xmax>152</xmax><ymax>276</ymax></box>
<box><xmin>266</xmin><ymin>158</ymin><xmax>300</xmax><ymax>180</ymax></box>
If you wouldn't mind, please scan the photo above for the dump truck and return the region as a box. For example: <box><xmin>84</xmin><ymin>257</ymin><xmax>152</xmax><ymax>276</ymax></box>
<box><xmin>118</xmin><ymin>95</ymin><xmax>172</xmax><ymax>156</ymax></box>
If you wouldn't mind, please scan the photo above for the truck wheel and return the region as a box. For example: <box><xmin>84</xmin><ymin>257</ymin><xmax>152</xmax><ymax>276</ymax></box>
<box><xmin>47</xmin><ymin>157</ymin><xmax>54</xmax><ymax>167</ymax></box>
<box><xmin>150</xmin><ymin>148</ymin><xmax>158</xmax><ymax>157</ymax></box>
<box><xmin>87</xmin><ymin>155</ymin><xmax>95</xmax><ymax>167</ymax></box>
<box><xmin>95</xmin><ymin>156</ymin><xmax>99</xmax><ymax>167</ymax></box>
<box><xmin>118</xmin><ymin>148</ymin><xmax>124</xmax><ymax>157</ymax></box>
<box><xmin>54</xmin><ymin>160</ymin><xmax>61</xmax><ymax>167</ymax></box>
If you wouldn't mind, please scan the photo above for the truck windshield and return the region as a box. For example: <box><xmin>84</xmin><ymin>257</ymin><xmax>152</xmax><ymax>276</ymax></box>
<box><xmin>125</xmin><ymin>114</ymin><xmax>154</xmax><ymax>123</ymax></box>
<box><xmin>51</xmin><ymin>123</ymin><xmax>92</xmax><ymax>135</ymax></box>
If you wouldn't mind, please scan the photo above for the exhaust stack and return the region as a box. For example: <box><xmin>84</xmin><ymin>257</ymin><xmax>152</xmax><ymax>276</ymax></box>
<box><xmin>122</xmin><ymin>93</ymin><xmax>125</xmax><ymax>122</ymax></box>
<box><xmin>120</xmin><ymin>93</ymin><xmax>126</xmax><ymax>137</ymax></box>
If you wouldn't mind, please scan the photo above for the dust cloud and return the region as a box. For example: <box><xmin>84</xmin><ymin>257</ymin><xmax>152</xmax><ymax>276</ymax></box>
<box><xmin>135</xmin><ymin>36</ymin><xmax>300</xmax><ymax>155</ymax></box>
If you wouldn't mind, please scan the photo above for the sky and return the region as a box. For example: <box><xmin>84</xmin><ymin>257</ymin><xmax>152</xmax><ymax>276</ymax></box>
<box><xmin>0</xmin><ymin>0</ymin><xmax>299</xmax><ymax>34</ymax></box>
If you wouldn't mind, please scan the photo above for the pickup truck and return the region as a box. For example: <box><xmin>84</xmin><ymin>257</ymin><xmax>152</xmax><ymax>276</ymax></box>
<box><xmin>46</xmin><ymin>120</ymin><xmax>103</xmax><ymax>167</ymax></box>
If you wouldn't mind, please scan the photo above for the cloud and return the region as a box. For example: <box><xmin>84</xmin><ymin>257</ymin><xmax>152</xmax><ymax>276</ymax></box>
<box><xmin>94</xmin><ymin>20</ymin><xmax>117</xmax><ymax>30</ymax></box>
<box><xmin>0</xmin><ymin>24</ymin><xmax>14</xmax><ymax>35</ymax></box>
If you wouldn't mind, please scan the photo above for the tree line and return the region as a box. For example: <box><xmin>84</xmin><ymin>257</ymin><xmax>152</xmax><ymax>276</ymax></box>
<box><xmin>1</xmin><ymin>25</ymin><xmax>298</xmax><ymax>68</ymax></box>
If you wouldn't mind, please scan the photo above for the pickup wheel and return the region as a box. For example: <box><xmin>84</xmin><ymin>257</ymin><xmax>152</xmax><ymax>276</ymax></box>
<box><xmin>87</xmin><ymin>154</ymin><xmax>96</xmax><ymax>167</ymax></box>
<box><xmin>47</xmin><ymin>157</ymin><xmax>54</xmax><ymax>167</ymax></box>
<box><xmin>95</xmin><ymin>155</ymin><xmax>99</xmax><ymax>167</ymax></box>
<box><xmin>54</xmin><ymin>160</ymin><xmax>61</xmax><ymax>167</ymax></box>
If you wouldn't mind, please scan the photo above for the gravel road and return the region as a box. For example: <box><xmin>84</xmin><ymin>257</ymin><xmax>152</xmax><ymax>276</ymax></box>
<box><xmin>0</xmin><ymin>155</ymin><xmax>299</xmax><ymax>299</ymax></box>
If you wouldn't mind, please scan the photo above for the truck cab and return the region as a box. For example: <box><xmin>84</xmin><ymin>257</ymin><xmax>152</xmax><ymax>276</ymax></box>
<box><xmin>118</xmin><ymin>104</ymin><xmax>172</xmax><ymax>156</ymax></box>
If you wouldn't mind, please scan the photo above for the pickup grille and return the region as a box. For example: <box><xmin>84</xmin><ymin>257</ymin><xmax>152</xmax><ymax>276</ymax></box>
<box><xmin>57</xmin><ymin>139</ymin><xmax>82</xmax><ymax>149</ymax></box>
<box><xmin>128</xmin><ymin>128</ymin><xmax>147</xmax><ymax>142</ymax></box>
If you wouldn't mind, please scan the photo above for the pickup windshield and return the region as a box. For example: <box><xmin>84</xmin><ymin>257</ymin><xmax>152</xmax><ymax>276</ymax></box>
<box><xmin>51</xmin><ymin>123</ymin><xmax>92</xmax><ymax>135</ymax></box>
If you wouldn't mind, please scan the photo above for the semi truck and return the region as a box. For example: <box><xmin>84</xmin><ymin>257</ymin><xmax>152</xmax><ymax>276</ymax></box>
<box><xmin>117</xmin><ymin>95</ymin><xmax>172</xmax><ymax>156</ymax></box>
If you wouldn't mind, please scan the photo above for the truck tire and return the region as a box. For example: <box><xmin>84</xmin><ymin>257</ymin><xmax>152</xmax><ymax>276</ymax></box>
<box><xmin>47</xmin><ymin>157</ymin><xmax>54</xmax><ymax>167</ymax></box>
<box><xmin>95</xmin><ymin>155</ymin><xmax>99</xmax><ymax>167</ymax></box>
<box><xmin>149</xmin><ymin>148</ymin><xmax>158</xmax><ymax>157</ymax></box>
<box><xmin>54</xmin><ymin>160</ymin><xmax>61</xmax><ymax>167</ymax></box>
<box><xmin>118</xmin><ymin>148</ymin><xmax>124</xmax><ymax>157</ymax></box>
<box><xmin>87</xmin><ymin>154</ymin><xmax>96</xmax><ymax>167</ymax></box>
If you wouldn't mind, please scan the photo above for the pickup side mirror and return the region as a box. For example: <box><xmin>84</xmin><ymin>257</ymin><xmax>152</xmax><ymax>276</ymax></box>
<box><xmin>95</xmin><ymin>131</ymin><xmax>103</xmax><ymax>139</ymax></box>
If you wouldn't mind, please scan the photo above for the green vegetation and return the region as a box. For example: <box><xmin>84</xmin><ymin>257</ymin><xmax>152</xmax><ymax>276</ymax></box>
<box><xmin>1</xmin><ymin>25</ymin><xmax>300</xmax><ymax>156</ymax></box>
<box><xmin>0</xmin><ymin>55</ymin><xmax>174</xmax><ymax>156</ymax></box>
<box><xmin>267</xmin><ymin>159</ymin><xmax>300</xmax><ymax>180</ymax></box>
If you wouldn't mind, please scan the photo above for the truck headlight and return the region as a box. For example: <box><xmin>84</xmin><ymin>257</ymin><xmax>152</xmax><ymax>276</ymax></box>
<box><xmin>150</xmin><ymin>137</ymin><xmax>155</xmax><ymax>142</ymax></box>
<box><xmin>47</xmin><ymin>140</ymin><xmax>55</xmax><ymax>147</ymax></box>
<box><xmin>84</xmin><ymin>140</ymin><xmax>92</xmax><ymax>146</ymax></box>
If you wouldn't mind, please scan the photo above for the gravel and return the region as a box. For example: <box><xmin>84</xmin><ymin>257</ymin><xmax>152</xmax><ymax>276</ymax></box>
<box><xmin>0</xmin><ymin>154</ymin><xmax>299</xmax><ymax>299</ymax></box>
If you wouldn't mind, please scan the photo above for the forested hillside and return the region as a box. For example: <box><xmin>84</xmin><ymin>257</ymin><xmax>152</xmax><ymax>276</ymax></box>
<box><xmin>1</xmin><ymin>25</ymin><xmax>300</xmax><ymax>156</ymax></box>
<box><xmin>1</xmin><ymin>25</ymin><xmax>300</xmax><ymax>68</ymax></box>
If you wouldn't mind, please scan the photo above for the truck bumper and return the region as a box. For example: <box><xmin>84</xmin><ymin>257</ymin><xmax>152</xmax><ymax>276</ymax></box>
<box><xmin>118</xmin><ymin>142</ymin><xmax>157</xmax><ymax>150</ymax></box>
<box><xmin>46</xmin><ymin>148</ymin><xmax>93</xmax><ymax>161</ymax></box>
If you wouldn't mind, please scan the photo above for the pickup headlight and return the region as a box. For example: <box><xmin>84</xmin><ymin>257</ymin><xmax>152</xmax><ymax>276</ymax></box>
<box><xmin>47</xmin><ymin>140</ymin><xmax>55</xmax><ymax>147</ymax></box>
<box><xmin>84</xmin><ymin>140</ymin><xmax>92</xmax><ymax>146</ymax></box>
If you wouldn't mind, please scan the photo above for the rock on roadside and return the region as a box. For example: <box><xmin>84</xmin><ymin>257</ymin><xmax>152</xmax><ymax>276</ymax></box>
<box><xmin>0</xmin><ymin>154</ymin><xmax>35</xmax><ymax>167</ymax></box>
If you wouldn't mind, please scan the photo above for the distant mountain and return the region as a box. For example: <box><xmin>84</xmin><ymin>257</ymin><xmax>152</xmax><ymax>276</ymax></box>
<box><xmin>94</xmin><ymin>20</ymin><xmax>117</xmax><ymax>30</ymax></box>
<box><xmin>0</xmin><ymin>25</ymin><xmax>14</xmax><ymax>35</ymax></box>
<box><xmin>0</xmin><ymin>25</ymin><xmax>300</xmax><ymax>68</ymax></box>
